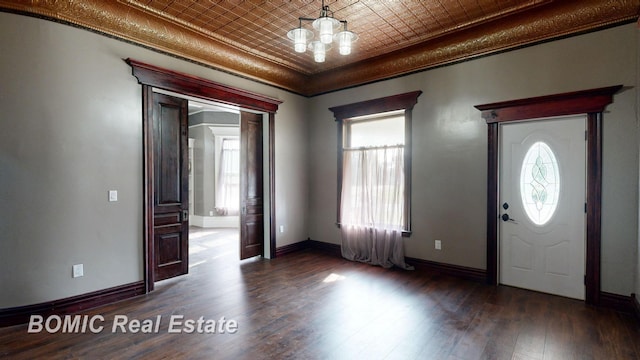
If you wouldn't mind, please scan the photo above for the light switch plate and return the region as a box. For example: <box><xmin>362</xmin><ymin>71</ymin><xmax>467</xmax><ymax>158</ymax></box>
<box><xmin>72</xmin><ymin>264</ymin><xmax>84</xmax><ymax>278</ymax></box>
<box><xmin>108</xmin><ymin>190</ymin><xmax>118</xmax><ymax>202</ymax></box>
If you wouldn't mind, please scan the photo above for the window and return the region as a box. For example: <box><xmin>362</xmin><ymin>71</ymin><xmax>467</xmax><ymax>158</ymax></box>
<box><xmin>341</xmin><ymin>111</ymin><xmax>406</xmax><ymax>229</ymax></box>
<box><xmin>215</xmin><ymin>136</ymin><xmax>240</xmax><ymax>215</ymax></box>
<box><xmin>520</xmin><ymin>141</ymin><xmax>560</xmax><ymax>225</ymax></box>
<box><xmin>329</xmin><ymin>91</ymin><xmax>422</xmax><ymax>234</ymax></box>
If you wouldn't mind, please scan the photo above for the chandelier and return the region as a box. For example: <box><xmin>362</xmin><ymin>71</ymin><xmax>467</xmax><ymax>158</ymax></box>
<box><xmin>286</xmin><ymin>0</ymin><xmax>358</xmax><ymax>63</ymax></box>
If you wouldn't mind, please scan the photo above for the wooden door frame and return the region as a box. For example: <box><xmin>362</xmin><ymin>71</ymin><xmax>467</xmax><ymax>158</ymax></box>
<box><xmin>126</xmin><ymin>59</ymin><xmax>282</xmax><ymax>293</ymax></box>
<box><xmin>475</xmin><ymin>85</ymin><xmax>622</xmax><ymax>305</ymax></box>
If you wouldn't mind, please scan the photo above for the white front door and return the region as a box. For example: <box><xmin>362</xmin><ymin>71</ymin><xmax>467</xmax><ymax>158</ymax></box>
<box><xmin>499</xmin><ymin>115</ymin><xmax>586</xmax><ymax>300</ymax></box>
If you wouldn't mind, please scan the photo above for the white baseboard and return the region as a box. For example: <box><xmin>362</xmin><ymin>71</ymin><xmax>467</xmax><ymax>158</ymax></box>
<box><xmin>190</xmin><ymin>215</ymin><xmax>239</xmax><ymax>228</ymax></box>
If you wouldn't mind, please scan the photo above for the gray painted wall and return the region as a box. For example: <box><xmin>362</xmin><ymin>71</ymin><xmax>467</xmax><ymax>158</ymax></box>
<box><xmin>0</xmin><ymin>12</ymin><xmax>308</xmax><ymax>308</ymax></box>
<box><xmin>189</xmin><ymin>111</ymin><xmax>240</xmax><ymax>216</ymax></box>
<box><xmin>308</xmin><ymin>23</ymin><xmax>639</xmax><ymax>296</ymax></box>
<box><xmin>637</xmin><ymin>27</ymin><xmax>640</xmax><ymax>304</ymax></box>
<box><xmin>190</xmin><ymin>126</ymin><xmax>215</xmax><ymax>216</ymax></box>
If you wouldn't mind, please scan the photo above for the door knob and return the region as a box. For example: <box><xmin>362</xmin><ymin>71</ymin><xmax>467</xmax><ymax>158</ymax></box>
<box><xmin>501</xmin><ymin>213</ymin><xmax>517</xmax><ymax>223</ymax></box>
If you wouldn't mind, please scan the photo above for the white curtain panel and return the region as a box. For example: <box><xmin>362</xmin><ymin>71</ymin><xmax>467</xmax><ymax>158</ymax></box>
<box><xmin>340</xmin><ymin>146</ymin><xmax>413</xmax><ymax>269</ymax></box>
<box><xmin>215</xmin><ymin>138</ymin><xmax>240</xmax><ymax>216</ymax></box>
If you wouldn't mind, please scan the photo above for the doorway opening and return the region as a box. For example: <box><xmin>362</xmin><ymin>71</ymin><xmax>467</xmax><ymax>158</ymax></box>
<box><xmin>187</xmin><ymin>99</ymin><xmax>241</xmax><ymax>267</ymax></box>
<box><xmin>126</xmin><ymin>58</ymin><xmax>282</xmax><ymax>293</ymax></box>
<box><xmin>151</xmin><ymin>87</ymin><xmax>270</xmax><ymax>281</ymax></box>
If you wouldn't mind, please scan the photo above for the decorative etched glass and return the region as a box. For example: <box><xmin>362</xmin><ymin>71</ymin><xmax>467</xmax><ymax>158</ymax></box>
<box><xmin>520</xmin><ymin>142</ymin><xmax>560</xmax><ymax>225</ymax></box>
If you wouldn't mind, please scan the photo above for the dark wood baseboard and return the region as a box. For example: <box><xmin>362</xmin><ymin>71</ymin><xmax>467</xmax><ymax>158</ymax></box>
<box><xmin>284</xmin><ymin>239</ymin><xmax>487</xmax><ymax>283</ymax></box>
<box><xmin>406</xmin><ymin>257</ymin><xmax>487</xmax><ymax>283</ymax></box>
<box><xmin>0</xmin><ymin>281</ymin><xmax>145</xmax><ymax>328</ymax></box>
<box><xmin>599</xmin><ymin>291</ymin><xmax>636</xmax><ymax>314</ymax></box>
<box><xmin>631</xmin><ymin>293</ymin><xmax>640</xmax><ymax>322</ymax></box>
<box><xmin>307</xmin><ymin>239</ymin><xmax>342</xmax><ymax>257</ymax></box>
<box><xmin>275</xmin><ymin>240</ymin><xmax>311</xmax><ymax>257</ymax></box>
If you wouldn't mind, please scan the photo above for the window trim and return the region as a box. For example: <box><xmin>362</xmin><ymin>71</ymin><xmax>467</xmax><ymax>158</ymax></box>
<box><xmin>329</xmin><ymin>91</ymin><xmax>422</xmax><ymax>236</ymax></box>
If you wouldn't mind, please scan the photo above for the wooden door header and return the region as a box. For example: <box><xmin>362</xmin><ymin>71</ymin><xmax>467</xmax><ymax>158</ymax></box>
<box><xmin>475</xmin><ymin>85</ymin><xmax>623</xmax><ymax>124</ymax></box>
<box><xmin>126</xmin><ymin>59</ymin><xmax>282</xmax><ymax>113</ymax></box>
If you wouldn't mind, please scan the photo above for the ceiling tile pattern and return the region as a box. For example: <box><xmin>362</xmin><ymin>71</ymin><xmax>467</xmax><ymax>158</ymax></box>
<box><xmin>127</xmin><ymin>0</ymin><xmax>549</xmax><ymax>74</ymax></box>
<box><xmin>0</xmin><ymin>0</ymin><xmax>638</xmax><ymax>95</ymax></box>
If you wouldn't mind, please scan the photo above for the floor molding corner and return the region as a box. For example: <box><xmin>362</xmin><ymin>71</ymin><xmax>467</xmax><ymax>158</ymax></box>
<box><xmin>306</xmin><ymin>239</ymin><xmax>342</xmax><ymax>257</ymax></box>
<box><xmin>275</xmin><ymin>240</ymin><xmax>311</xmax><ymax>257</ymax></box>
<box><xmin>599</xmin><ymin>291</ymin><xmax>636</xmax><ymax>315</ymax></box>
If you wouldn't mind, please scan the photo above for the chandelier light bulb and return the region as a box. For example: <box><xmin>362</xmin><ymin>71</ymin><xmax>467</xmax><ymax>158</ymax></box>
<box><xmin>336</xmin><ymin>30</ymin><xmax>357</xmax><ymax>55</ymax></box>
<box><xmin>319</xmin><ymin>17</ymin><xmax>334</xmax><ymax>44</ymax></box>
<box><xmin>294</xmin><ymin>29</ymin><xmax>307</xmax><ymax>53</ymax></box>
<box><xmin>313</xmin><ymin>16</ymin><xmax>340</xmax><ymax>44</ymax></box>
<box><xmin>287</xmin><ymin>27</ymin><xmax>313</xmax><ymax>53</ymax></box>
<box><xmin>310</xmin><ymin>41</ymin><xmax>327</xmax><ymax>63</ymax></box>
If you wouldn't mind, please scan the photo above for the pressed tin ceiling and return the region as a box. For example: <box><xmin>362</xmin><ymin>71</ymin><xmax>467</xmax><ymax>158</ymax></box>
<box><xmin>0</xmin><ymin>0</ymin><xmax>638</xmax><ymax>96</ymax></box>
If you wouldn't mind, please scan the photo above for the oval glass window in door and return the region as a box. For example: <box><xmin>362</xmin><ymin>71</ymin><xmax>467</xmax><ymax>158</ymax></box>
<box><xmin>520</xmin><ymin>141</ymin><xmax>560</xmax><ymax>225</ymax></box>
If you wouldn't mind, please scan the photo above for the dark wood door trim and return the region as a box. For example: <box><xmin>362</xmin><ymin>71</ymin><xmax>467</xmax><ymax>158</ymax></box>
<box><xmin>239</xmin><ymin>111</ymin><xmax>265</xmax><ymax>260</ymax></box>
<box><xmin>142</xmin><ymin>85</ymin><xmax>154</xmax><ymax>293</ymax></box>
<box><xmin>127</xmin><ymin>59</ymin><xmax>282</xmax><ymax>293</ymax></box>
<box><xmin>269</xmin><ymin>112</ymin><xmax>277</xmax><ymax>259</ymax></box>
<box><xmin>126</xmin><ymin>59</ymin><xmax>281</xmax><ymax>113</ymax></box>
<box><xmin>475</xmin><ymin>85</ymin><xmax>622</xmax><ymax>305</ymax></box>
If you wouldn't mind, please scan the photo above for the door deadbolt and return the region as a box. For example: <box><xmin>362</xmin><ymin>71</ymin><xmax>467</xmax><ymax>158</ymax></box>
<box><xmin>501</xmin><ymin>213</ymin><xmax>517</xmax><ymax>223</ymax></box>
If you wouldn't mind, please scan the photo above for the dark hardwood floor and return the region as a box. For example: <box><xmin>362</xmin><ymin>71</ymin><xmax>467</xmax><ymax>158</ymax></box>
<box><xmin>1</xmin><ymin>230</ymin><xmax>638</xmax><ymax>359</ymax></box>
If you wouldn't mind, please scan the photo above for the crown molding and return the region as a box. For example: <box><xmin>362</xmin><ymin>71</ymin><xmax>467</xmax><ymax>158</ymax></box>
<box><xmin>1</xmin><ymin>0</ymin><xmax>638</xmax><ymax>96</ymax></box>
<box><xmin>0</xmin><ymin>0</ymin><xmax>307</xmax><ymax>94</ymax></box>
<box><xmin>305</xmin><ymin>0</ymin><xmax>639</xmax><ymax>95</ymax></box>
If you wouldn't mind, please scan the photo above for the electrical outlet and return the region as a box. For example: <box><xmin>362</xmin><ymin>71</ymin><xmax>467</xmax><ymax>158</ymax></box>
<box><xmin>279</xmin><ymin>225</ymin><xmax>284</xmax><ymax>233</ymax></box>
<box><xmin>435</xmin><ymin>240</ymin><xmax>442</xmax><ymax>250</ymax></box>
<box><xmin>72</xmin><ymin>264</ymin><xmax>84</xmax><ymax>278</ymax></box>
